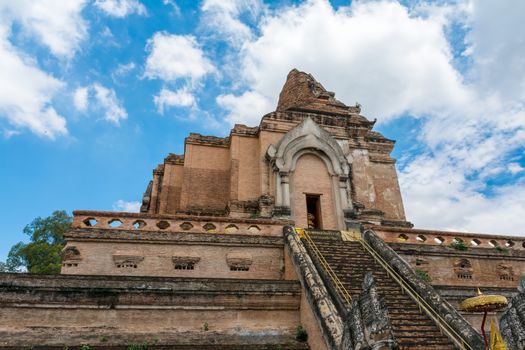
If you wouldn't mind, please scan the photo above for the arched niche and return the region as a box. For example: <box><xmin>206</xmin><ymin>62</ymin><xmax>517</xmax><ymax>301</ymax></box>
<box><xmin>266</xmin><ymin>117</ymin><xmax>352</xmax><ymax>229</ymax></box>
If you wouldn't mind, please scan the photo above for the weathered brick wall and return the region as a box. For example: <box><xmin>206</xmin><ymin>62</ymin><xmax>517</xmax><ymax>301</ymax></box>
<box><xmin>158</xmin><ymin>162</ymin><xmax>183</xmax><ymax>214</ymax></box>
<box><xmin>0</xmin><ymin>274</ymin><xmax>302</xmax><ymax>347</ymax></box>
<box><xmin>373</xmin><ymin>227</ymin><xmax>525</xmax><ymax>288</ymax></box>
<box><xmin>141</xmin><ymin>69</ymin><xmax>408</xmax><ymax>225</ymax></box>
<box><xmin>394</xmin><ymin>244</ymin><xmax>525</xmax><ymax>288</ymax></box>
<box><xmin>62</xmin><ymin>230</ymin><xmax>285</xmax><ymax>279</ymax></box>
<box><xmin>230</xmin><ymin>135</ymin><xmax>261</xmax><ymax>201</ymax></box>
<box><xmin>369</xmin><ymin>161</ymin><xmax>406</xmax><ymax>220</ymax></box>
<box><xmin>62</xmin><ymin>241</ymin><xmax>283</xmax><ymax>279</ymax></box>
<box><xmin>179</xmin><ymin>144</ymin><xmax>231</xmax><ymax>211</ymax></box>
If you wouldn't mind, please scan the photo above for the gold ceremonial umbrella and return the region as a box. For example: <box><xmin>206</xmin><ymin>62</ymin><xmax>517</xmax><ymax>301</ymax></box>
<box><xmin>460</xmin><ymin>289</ymin><xmax>508</xmax><ymax>349</ymax></box>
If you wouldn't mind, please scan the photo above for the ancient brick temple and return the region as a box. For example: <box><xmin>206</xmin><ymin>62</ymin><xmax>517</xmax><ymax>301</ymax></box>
<box><xmin>1</xmin><ymin>70</ymin><xmax>524</xmax><ymax>349</ymax></box>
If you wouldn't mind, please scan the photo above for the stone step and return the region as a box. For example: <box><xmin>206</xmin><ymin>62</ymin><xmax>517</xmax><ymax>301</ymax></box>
<box><xmin>394</xmin><ymin>335</ymin><xmax>452</xmax><ymax>345</ymax></box>
<box><xmin>394</xmin><ymin>324</ymin><xmax>445</xmax><ymax>332</ymax></box>
<box><xmin>389</xmin><ymin>313</ymin><xmax>434</xmax><ymax>322</ymax></box>
<box><xmin>308</xmin><ymin>237</ymin><xmax>455</xmax><ymax>349</ymax></box>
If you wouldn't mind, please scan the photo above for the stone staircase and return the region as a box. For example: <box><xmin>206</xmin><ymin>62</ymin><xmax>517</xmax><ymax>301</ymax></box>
<box><xmin>307</xmin><ymin>234</ymin><xmax>456</xmax><ymax>350</ymax></box>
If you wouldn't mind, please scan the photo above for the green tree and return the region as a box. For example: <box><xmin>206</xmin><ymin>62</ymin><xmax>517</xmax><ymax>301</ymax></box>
<box><xmin>1</xmin><ymin>211</ymin><xmax>72</xmax><ymax>274</ymax></box>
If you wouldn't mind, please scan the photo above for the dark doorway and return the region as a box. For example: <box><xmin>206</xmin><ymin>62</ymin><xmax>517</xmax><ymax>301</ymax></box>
<box><xmin>306</xmin><ymin>195</ymin><xmax>322</xmax><ymax>229</ymax></box>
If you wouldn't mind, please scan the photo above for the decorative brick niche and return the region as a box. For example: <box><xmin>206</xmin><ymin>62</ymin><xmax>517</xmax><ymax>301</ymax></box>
<box><xmin>61</xmin><ymin>246</ymin><xmax>81</xmax><ymax>267</ymax></box>
<box><xmin>454</xmin><ymin>259</ymin><xmax>473</xmax><ymax>279</ymax></box>
<box><xmin>498</xmin><ymin>263</ymin><xmax>514</xmax><ymax>281</ymax></box>
<box><xmin>172</xmin><ymin>256</ymin><xmax>201</xmax><ymax>270</ymax></box>
<box><xmin>112</xmin><ymin>254</ymin><xmax>144</xmax><ymax>269</ymax></box>
<box><xmin>226</xmin><ymin>252</ymin><xmax>253</xmax><ymax>271</ymax></box>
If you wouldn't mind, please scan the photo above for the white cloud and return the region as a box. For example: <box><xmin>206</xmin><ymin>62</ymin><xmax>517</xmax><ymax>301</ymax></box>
<box><xmin>163</xmin><ymin>0</ymin><xmax>181</xmax><ymax>15</ymax></box>
<box><xmin>0</xmin><ymin>0</ymin><xmax>88</xmax><ymax>58</ymax></box>
<box><xmin>222</xmin><ymin>0</ymin><xmax>472</xmax><ymax>124</ymax></box>
<box><xmin>154</xmin><ymin>87</ymin><xmax>196</xmax><ymax>113</ymax></box>
<box><xmin>508</xmin><ymin>163</ymin><xmax>524</xmax><ymax>175</ymax></box>
<box><xmin>216</xmin><ymin>90</ymin><xmax>271</xmax><ymax>125</ymax></box>
<box><xmin>213</xmin><ymin>0</ymin><xmax>525</xmax><ymax>235</ymax></box>
<box><xmin>0</xmin><ymin>24</ymin><xmax>67</xmax><ymax>138</ymax></box>
<box><xmin>144</xmin><ymin>33</ymin><xmax>215</xmax><ymax>83</ymax></box>
<box><xmin>464</xmin><ymin>0</ymin><xmax>525</xmax><ymax>102</ymax></box>
<box><xmin>0</xmin><ymin>0</ymin><xmax>90</xmax><ymax>138</ymax></box>
<box><xmin>112</xmin><ymin>199</ymin><xmax>141</xmax><ymax>212</ymax></box>
<box><xmin>112</xmin><ymin>62</ymin><xmax>136</xmax><ymax>82</ymax></box>
<box><xmin>73</xmin><ymin>87</ymin><xmax>89</xmax><ymax>111</ymax></box>
<box><xmin>200</xmin><ymin>0</ymin><xmax>264</xmax><ymax>46</ymax></box>
<box><xmin>94</xmin><ymin>0</ymin><xmax>147</xmax><ymax>17</ymax></box>
<box><xmin>114</xmin><ymin>62</ymin><xmax>136</xmax><ymax>76</ymax></box>
<box><xmin>71</xmin><ymin>84</ymin><xmax>127</xmax><ymax>124</ymax></box>
<box><xmin>399</xmin><ymin>155</ymin><xmax>525</xmax><ymax>236</ymax></box>
<box><xmin>92</xmin><ymin>84</ymin><xmax>127</xmax><ymax>124</ymax></box>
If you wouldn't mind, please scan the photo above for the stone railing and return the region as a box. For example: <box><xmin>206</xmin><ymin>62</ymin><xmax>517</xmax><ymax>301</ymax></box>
<box><xmin>363</xmin><ymin>229</ymin><xmax>485</xmax><ymax>349</ymax></box>
<box><xmin>283</xmin><ymin>226</ymin><xmax>343</xmax><ymax>350</ymax></box>
<box><xmin>72</xmin><ymin>210</ymin><xmax>290</xmax><ymax>237</ymax></box>
<box><xmin>370</xmin><ymin>226</ymin><xmax>525</xmax><ymax>251</ymax></box>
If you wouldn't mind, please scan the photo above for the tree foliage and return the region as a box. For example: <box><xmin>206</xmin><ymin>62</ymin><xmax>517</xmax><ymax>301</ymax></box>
<box><xmin>2</xmin><ymin>211</ymin><xmax>72</xmax><ymax>274</ymax></box>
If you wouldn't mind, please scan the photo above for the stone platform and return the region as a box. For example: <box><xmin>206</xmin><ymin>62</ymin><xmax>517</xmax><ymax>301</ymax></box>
<box><xmin>0</xmin><ymin>273</ymin><xmax>304</xmax><ymax>348</ymax></box>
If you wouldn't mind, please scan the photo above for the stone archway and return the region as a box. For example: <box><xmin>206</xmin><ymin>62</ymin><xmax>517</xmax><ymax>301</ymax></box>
<box><xmin>266</xmin><ymin>117</ymin><xmax>352</xmax><ymax>229</ymax></box>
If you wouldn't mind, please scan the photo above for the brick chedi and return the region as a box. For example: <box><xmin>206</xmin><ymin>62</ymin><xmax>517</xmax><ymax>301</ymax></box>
<box><xmin>1</xmin><ymin>69</ymin><xmax>524</xmax><ymax>349</ymax></box>
<box><xmin>140</xmin><ymin>68</ymin><xmax>408</xmax><ymax>229</ymax></box>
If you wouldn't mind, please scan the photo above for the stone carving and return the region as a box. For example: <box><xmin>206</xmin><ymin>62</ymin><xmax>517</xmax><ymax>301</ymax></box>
<box><xmin>283</xmin><ymin>226</ymin><xmax>343</xmax><ymax>348</ymax></box>
<box><xmin>343</xmin><ymin>273</ymin><xmax>397</xmax><ymax>350</ymax></box>
<box><xmin>172</xmin><ymin>256</ymin><xmax>200</xmax><ymax>270</ymax></box>
<box><xmin>61</xmin><ymin>246</ymin><xmax>81</xmax><ymax>261</ymax></box>
<box><xmin>454</xmin><ymin>259</ymin><xmax>473</xmax><ymax>279</ymax></box>
<box><xmin>226</xmin><ymin>252</ymin><xmax>252</xmax><ymax>271</ymax></box>
<box><xmin>362</xmin><ymin>229</ymin><xmax>485</xmax><ymax>349</ymax></box>
<box><xmin>112</xmin><ymin>254</ymin><xmax>144</xmax><ymax>269</ymax></box>
<box><xmin>500</xmin><ymin>287</ymin><xmax>525</xmax><ymax>350</ymax></box>
<box><xmin>498</xmin><ymin>263</ymin><xmax>515</xmax><ymax>281</ymax></box>
<box><xmin>266</xmin><ymin>117</ymin><xmax>352</xmax><ymax>228</ymax></box>
<box><xmin>140</xmin><ymin>180</ymin><xmax>153</xmax><ymax>213</ymax></box>
<box><xmin>359</xmin><ymin>273</ymin><xmax>397</xmax><ymax>348</ymax></box>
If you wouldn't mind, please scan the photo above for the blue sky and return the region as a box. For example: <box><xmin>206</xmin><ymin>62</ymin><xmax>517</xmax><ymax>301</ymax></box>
<box><xmin>1</xmin><ymin>0</ymin><xmax>524</xmax><ymax>260</ymax></box>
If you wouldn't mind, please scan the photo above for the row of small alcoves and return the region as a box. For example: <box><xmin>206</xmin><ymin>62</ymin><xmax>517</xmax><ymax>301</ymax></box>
<box><xmin>63</xmin><ymin>262</ymin><xmax>250</xmax><ymax>272</ymax></box>
<box><xmin>82</xmin><ymin>217</ymin><xmax>262</xmax><ymax>234</ymax></box>
<box><xmin>398</xmin><ymin>233</ymin><xmax>524</xmax><ymax>249</ymax></box>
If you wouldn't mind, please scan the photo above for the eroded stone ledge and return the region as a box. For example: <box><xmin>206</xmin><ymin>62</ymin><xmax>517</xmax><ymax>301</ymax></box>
<box><xmin>65</xmin><ymin>229</ymin><xmax>285</xmax><ymax>247</ymax></box>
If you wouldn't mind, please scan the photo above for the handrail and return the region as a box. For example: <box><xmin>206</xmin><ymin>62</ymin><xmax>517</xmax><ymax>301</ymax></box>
<box><xmin>297</xmin><ymin>228</ymin><xmax>352</xmax><ymax>308</ymax></box>
<box><xmin>358</xmin><ymin>237</ymin><xmax>475</xmax><ymax>350</ymax></box>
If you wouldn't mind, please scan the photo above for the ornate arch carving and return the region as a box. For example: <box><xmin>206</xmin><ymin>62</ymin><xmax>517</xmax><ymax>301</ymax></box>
<box><xmin>266</xmin><ymin>117</ymin><xmax>352</xmax><ymax>229</ymax></box>
<box><xmin>267</xmin><ymin>117</ymin><xmax>349</xmax><ymax>175</ymax></box>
